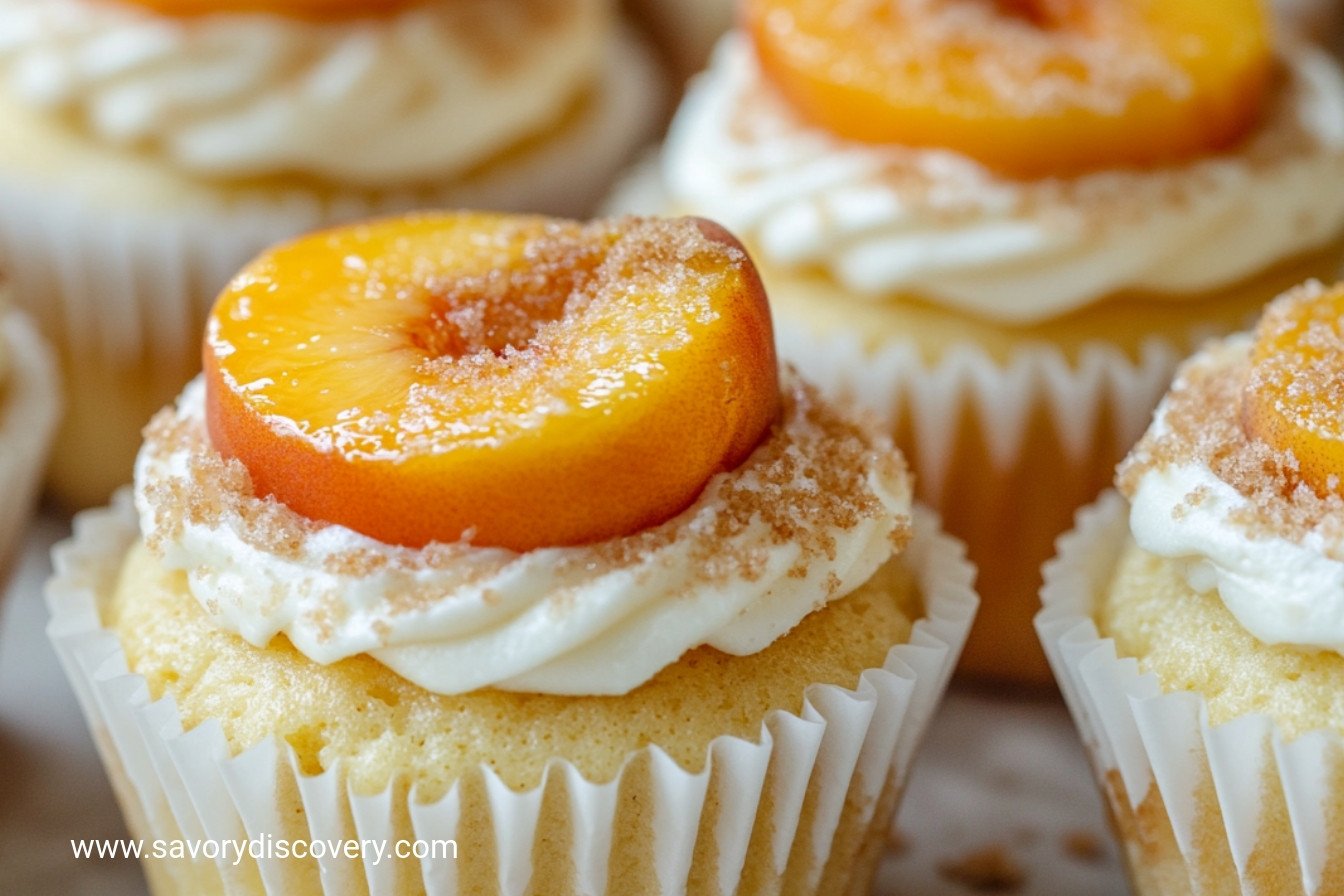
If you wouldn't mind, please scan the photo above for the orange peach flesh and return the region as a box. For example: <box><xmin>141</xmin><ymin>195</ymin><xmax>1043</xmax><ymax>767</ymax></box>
<box><xmin>204</xmin><ymin>213</ymin><xmax>780</xmax><ymax>551</ymax></box>
<box><xmin>746</xmin><ymin>0</ymin><xmax>1272</xmax><ymax>178</ymax></box>
<box><xmin>1242</xmin><ymin>283</ymin><xmax>1344</xmax><ymax>497</ymax></box>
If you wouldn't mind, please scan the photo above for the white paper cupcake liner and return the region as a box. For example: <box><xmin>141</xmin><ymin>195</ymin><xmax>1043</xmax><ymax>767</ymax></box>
<box><xmin>47</xmin><ymin>491</ymin><xmax>976</xmax><ymax>895</ymax></box>
<box><xmin>0</xmin><ymin>307</ymin><xmax>60</xmax><ymax>562</ymax></box>
<box><xmin>774</xmin><ymin>323</ymin><xmax>1190</xmax><ymax>503</ymax></box>
<box><xmin>1037</xmin><ymin>491</ymin><xmax>1344</xmax><ymax>895</ymax></box>
<box><xmin>0</xmin><ymin>26</ymin><xmax>664</xmax><ymax>372</ymax></box>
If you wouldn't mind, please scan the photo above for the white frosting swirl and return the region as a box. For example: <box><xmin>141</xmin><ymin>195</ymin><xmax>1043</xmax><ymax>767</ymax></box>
<box><xmin>1128</xmin><ymin>336</ymin><xmax>1344</xmax><ymax>655</ymax></box>
<box><xmin>664</xmin><ymin>36</ymin><xmax>1344</xmax><ymax>324</ymax></box>
<box><xmin>0</xmin><ymin>0</ymin><xmax>607</xmax><ymax>186</ymax></box>
<box><xmin>134</xmin><ymin>375</ymin><xmax>913</xmax><ymax>696</ymax></box>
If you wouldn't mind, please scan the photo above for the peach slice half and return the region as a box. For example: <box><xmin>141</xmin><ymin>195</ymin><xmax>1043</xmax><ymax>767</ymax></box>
<box><xmin>746</xmin><ymin>0</ymin><xmax>1272</xmax><ymax>177</ymax></box>
<box><xmin>1242</xmin><ymin>282</ymin><xmax>1344</xmax><ymax>496</ymax></box>
<box><xmin>204</xmin><ymin>213</ymin><xmax>780</xmax><ymax>551</ymax></box>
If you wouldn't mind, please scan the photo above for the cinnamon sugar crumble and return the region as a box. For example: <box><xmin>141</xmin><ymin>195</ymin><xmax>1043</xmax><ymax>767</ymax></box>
<box><xmin>138</xmin><ymin>371</ymin><xmax>910</xmax><ymax>646</ymax></box>
<box><xmin>862</xmin><ymin>0</ymin><xmax>1192</xmax><ymax>113</ymax></box>
<box><xmin>297</xmin><ymin>216</ymin><xmax>753</xmax><ymax>459</ymax></box>
<box><xmin>1118</xmin><ymin>283</ymin><xmax>1344</xmax><ymax>557</ymax></box>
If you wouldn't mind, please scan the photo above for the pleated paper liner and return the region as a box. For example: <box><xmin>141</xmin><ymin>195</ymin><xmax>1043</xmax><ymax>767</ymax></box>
<box><xmin>777</xmin><ymin>320</ymin><xmax>1194</xmax><ymax>687</ymax></box>
<box><xmin>1038</xmin><ymin>491</ymin><xmax>1344</xmax><ymax>895</ymax></box>
<box><xmin>47</xmin><ymin>492</ymin><xmax>976</xmax><ymax>895</ymax></box>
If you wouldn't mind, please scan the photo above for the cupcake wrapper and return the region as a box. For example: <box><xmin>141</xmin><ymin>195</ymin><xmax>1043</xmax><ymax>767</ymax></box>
<box><xmin>47</xmin><ymin>492</ymin><xmax>976</xmax><ymax>896</ymax></box>
<box><xmin>0</xmin><ymin>308</ymin><xmax>60</xmax><ymax>559</ymax></box>
<box><xmin>774</xmin><ymin>324</ymin><xmax>1186</xmax><ymax>502</ymax></box>
<box><xmin>1038</xmin><ymin>491</ymin><xmax>1344</xmax><ymax>895</ymax></box>
<box><xmin>0</xmin><ymin>26</ymin><xmax>664</xmax><ymax>372</ymax></box>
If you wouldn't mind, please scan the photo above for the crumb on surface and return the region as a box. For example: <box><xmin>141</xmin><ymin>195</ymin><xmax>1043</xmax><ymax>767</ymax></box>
<box><xmin>1062</xmin><ymin>830</ymin><xmax>1106</xmax><ymax>863</ymax></box>
<box><xmin>936</xmin><ymin>845</ymin><xmax>1026</xmax><ymax>892</ymax></box>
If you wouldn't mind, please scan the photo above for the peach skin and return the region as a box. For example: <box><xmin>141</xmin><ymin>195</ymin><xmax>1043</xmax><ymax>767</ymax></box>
<box><xmin>204</xmin><ymin>212</ymin><xmax>780</xmax><ymax>550</ymax></box>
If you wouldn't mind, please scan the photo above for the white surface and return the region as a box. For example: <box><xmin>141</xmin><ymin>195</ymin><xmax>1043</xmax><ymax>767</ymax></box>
<box><xmin>0</xmin><ymin>513</ymin><xmax>1131</xmax><ymax>895</ymax></box>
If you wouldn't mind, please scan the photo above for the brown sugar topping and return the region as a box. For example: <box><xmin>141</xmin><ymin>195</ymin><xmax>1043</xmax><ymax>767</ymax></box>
<box><xmin>1117</xmin><ymin>282</ymin><xmax>1344</xmax><ymax>557</ymax></box>
<box><xmin>138</xmin><ymin>370</ymin><xmax>911</xmax><ymax>646</ymax></box>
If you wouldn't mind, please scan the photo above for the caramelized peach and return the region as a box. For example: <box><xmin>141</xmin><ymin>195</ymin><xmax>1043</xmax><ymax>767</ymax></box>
<box><xmin>203</xmin><ymin>213</ymin><xmax>779</xmax><ymax>550</ymax></box>
<box><xmin>1242</xmin><ymin>282</ymin><xmax>1344</xmax><ymax>496</ymax></box>
<box><xmin>746</xmin><ymin>0</ymin><xmax>1272</xmax><ymax>177</ymax></box>
<box><xmin>112</xmin><ymin>0</ymin><xmax>413</xmax><ymax>18</ymax></box>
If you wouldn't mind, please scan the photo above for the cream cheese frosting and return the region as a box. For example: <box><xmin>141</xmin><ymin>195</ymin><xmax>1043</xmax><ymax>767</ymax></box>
<box><xmin>0</xmin><ymin>0</ymin><xmax>607</xmax><ymax>186</ymax></box>
<box><xmin>134</xmin><ymin>373</ymin><xmax>914</xmax><ymax>696</ymax></box>
<box><xmin>663</xmin><ymin>36</ymin><xmax>1344</xmax><ymax>325</ymax></box>
<box><xmin>1123</xmin><ymin>328</ymin><xmax>1344</xmax><ymax>655</ymax></box>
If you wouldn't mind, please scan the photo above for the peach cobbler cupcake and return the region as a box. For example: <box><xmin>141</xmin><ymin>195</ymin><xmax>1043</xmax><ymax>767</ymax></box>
<box><xmin>649</xmin><ymin>0</ymin><xmax>1344</xmax><ymax>686</ymax></box>
<box><xmin>1040</xmin><ymin>281</ymin><xmax>1344</xmax><ymax>894</ymax></box>
<box><xmin>47</xmin><ymin>213</ymin><xmax>976</xmax><ymax>895</ymax></box>
<box><xmin>0</xmin><ymin>0</ymin><xmax>663</xmax><ymax>510</ymax></box>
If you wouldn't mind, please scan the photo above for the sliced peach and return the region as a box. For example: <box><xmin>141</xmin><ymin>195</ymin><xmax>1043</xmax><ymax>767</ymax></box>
<box><xmin>109</xmin><ymin>0</ymin><xmax>413</xmax><ymax>18</ymax></box>
<box><xmin>1242</xmin><ymin>282</ymin><xmax>1344</xmax><ymax>495</ymax></box>
<box><xmin>746</xmin><ymin>0</ymin><xmax>1272</xmax><ymax>177</ymax></box>
<box><xmin>203</xmin><ymin>213</ymin><xmax>779</xmax><ymax>550</ymax></box>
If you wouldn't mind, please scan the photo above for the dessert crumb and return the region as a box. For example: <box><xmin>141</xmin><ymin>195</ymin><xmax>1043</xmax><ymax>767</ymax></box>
<box><xmin>937</xmin><ymin>845</ymin><xmax>1025</xmax><ymax>892</ymax></box>
<box><xmin>1062</xmin><ymin>830</ymin><xmax>1106</xmax><ymax>863</ymax></box>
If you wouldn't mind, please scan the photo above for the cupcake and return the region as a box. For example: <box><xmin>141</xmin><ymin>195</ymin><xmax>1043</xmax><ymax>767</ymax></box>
<box><xmin>0</xmin><ymin>0</ymin><xmax>665</xmax><ymax>510</ymax></box>
<box><xmin>1039</xmin><ymin>280</ymin><xmax>1344</xmax><ymax>894</ymax></box>
<box><xmin>47</xmin><ymin>213</ymin><xmax>977</xmax><ymax>894</ymax></box>
<box><xmin>0</xmin><ymin>299</ymin><xmax>59</xmax><ymax>566</ymax></box>
<box><xmin>641</xmin><ymin>0</ymin><xmax>1344</xmax><ymax>686</ymax></box>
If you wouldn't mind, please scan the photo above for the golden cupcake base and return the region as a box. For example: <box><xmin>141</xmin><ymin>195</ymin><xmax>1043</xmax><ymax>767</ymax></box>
<box><xmin>48</xmin><ymin>494</ymin><xmax>977</xmax><ymax>896</ymax></box>
<box><xmin>1040</xmin><ymin>493</ymin><xmax>1344</xmax><ymax>896</ymax></box>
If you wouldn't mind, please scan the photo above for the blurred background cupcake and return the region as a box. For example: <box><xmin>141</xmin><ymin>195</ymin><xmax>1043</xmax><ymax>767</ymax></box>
<box><xmin>625</xmin><ymin>0</ymin><xmax>1344</xmax><ymax>686</ymax></box>
<box><xmin>1039</xmin><ymin>281</ymin><xmax>1344</xmax><ymax>894</ymax></box>
<box><xmin>48</xmin><ymin>212</ymin><xmax>977</xmax><ymax>894</ymax></box>
<box><xmin>0</xmin><ymin>299</ymin><xmax>59</xmax><ymax>571</ymax></box>
<box><xmin>0</xmin><ymin>0</ymin><xmax>664</xmax><ymax>510</ymax></box>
